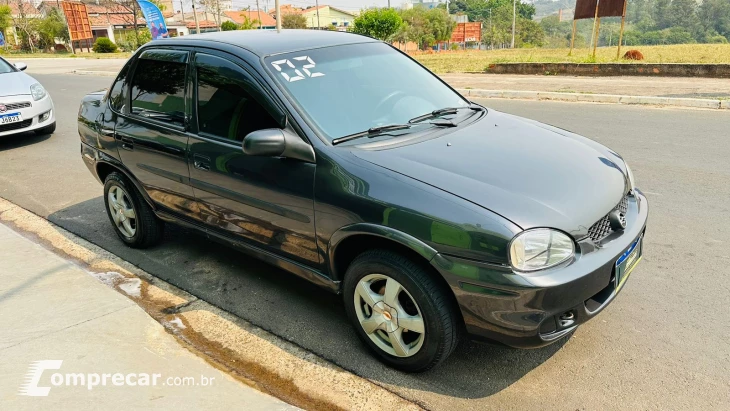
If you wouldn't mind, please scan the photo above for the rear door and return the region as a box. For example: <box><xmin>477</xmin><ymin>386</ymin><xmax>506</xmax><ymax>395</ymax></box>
<box><xmin>116</xmin><ymin>48</ymin><xmax>201</xmax><ymax>221</ymax></box>
<box><xmin>187</xmin><ymin>51</ymin><xmax>319</xmax><ymax>266</ymax></box>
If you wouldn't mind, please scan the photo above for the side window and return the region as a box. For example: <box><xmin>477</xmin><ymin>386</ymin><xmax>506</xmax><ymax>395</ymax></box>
<box><xmin>108</xmin><ymin>63</ymin><xmax>130</xmax><ymax>112</ymax></box>
<box><xmin>130</xmin><ymin>51</ymin><xmax>187</xmax><ymax>127</ymax></box>
<box><xmin>195</xmin><ymin>54</ymin><xmax>279</xmax><ymax>142</ymax></box>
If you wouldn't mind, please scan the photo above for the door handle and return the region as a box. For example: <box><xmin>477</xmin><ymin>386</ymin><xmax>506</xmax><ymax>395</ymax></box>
<box><xmin>194</xmin><ymin>160</ymin><xmax>210</xmax><ymax>171</ymax></box>
<box><xmin>193</xmin><ymin>154</ymin><xmax>211</xmax><ymax>171</ymax></box>
<box><xmin>120</xmin><ymin>137</ymin><xmax>134</xmax><ymax>151</ymax></box>
<box><xmin>98</xmin><ymin>127</ymin><xmax>115</xmax><ymax>138</ymax></box>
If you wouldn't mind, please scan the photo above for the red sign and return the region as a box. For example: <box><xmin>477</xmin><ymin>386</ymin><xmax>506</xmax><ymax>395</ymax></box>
<box><xmin>62</xmin><ymin>2</ymin><xmax>93</xmax><ymax>42</ymax></box>
<box><xmin>450</xmin><ymin>22</ymin><xmax>482</xmax><ymax>43</ymax></box>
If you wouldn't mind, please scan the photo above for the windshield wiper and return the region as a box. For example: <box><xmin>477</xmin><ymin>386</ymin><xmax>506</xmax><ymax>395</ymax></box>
<box><xmin>332</xmin><ymin>124</ymin><xmax>412</xmax><ymax>146</ymax></box>
<box><xmin>332</xmin><ymin>121</ymin><xmax>458</xmax><ymax>146</ymax></box>
<box><xmin>409</xmin><ymin>104</ymin><xmax>484</xmax><ymax>124</ymax></box>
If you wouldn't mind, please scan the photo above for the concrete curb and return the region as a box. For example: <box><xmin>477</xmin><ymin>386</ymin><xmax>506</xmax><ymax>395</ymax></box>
<box><xmin>458</xmin><ymin>88</ymin><xmax>730</xmax><ymax>110</ymax></box>
<box><xmin>0</xmin><ymin>197</ymin><xmax>422</xmax><ymax>411</ymax></box>
<box><xmin>73</xmin><ymin>69</ymin><xmax>117</xmax><ymax>76</ymax></box>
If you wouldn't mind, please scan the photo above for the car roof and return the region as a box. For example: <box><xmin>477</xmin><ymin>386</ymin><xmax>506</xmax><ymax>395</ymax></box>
<box><xmin>155</xmin><ymin>30</ymin><xmax>378</xmax><ymax>57</ymax></box>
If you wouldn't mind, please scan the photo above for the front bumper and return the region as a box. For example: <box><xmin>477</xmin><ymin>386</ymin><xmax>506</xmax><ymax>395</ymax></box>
<box><xmin>433</xmin><ymin>190</ymin><xmax>649</xmax><ymax>348</ymax></box>
<box><xmin>0</xmin><ymin>94</ymin><xmax>55</xmax><ymax>137</ymax></box>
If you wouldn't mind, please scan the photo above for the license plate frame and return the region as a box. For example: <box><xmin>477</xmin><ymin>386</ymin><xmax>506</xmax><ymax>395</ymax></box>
<box><xmin>615</xmin><ymin>235</ymin><xmax>643</xmax><ymax>291</ymax></box>
<box><xmin>0</xmin><ymin>112</ymin><xmax>23</xmax><ymax>124</ymax></box>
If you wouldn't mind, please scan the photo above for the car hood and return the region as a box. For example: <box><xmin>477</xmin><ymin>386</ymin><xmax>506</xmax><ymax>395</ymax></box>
<box><xmin>0</xmin><ymin>72</ymin><xmax>35</xmax><ymax>97</ymax></box>
<box><xmin>352</xmin><ymin>110</ymin><xmax>629</xmax><ymax>237</ymax></box>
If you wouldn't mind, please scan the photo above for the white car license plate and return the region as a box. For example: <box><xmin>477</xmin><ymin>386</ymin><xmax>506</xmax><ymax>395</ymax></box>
<box><xmin>0</xmin><ymin>112</ymin><xmax>23</xmax><ymax>124</ymax></box>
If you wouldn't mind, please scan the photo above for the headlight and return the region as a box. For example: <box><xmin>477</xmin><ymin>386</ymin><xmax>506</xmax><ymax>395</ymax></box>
<box><xmin>30</xmin><ymin>83</ymin><xmax>47</xmax><ymax>101</ymax></box>
<box><xmin>509</xmin><ymin>229</ymin><xmax>575</xmax><ymax>272</ymax></box>
<box><xmin>625</xmin><ymin>163</ymin><xmax>636</xmax><ymax>194</ymax></box>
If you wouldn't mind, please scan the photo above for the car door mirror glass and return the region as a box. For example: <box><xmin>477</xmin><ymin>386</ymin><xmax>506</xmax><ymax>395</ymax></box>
<box><xmin>14</xmin><ymin>62</ymin><xmax>27</xmax><ymax>71</ymax></box>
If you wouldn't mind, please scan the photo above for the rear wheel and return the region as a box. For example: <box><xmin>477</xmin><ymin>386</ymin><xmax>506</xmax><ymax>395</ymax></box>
<box><xmin>343</xmin><ymin>249</ymin><xmax>461</xmax><ymax>372</ymax></box>
<box><xmin>103</xmin><ymin>172</ymin><xmax>163</xmax><ymax>248</ymax></box>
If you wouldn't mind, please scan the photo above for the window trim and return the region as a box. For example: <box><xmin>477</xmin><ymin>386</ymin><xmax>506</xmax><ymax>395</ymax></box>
<box><xmin>191</xmin><ymin>50</ymin><xmax>283</xmax><ymax>147</ymax></box>
<box><xmin>127</xmin><ymin>48</ymin><xmax>191</xmax><ymax>132</ymax></box>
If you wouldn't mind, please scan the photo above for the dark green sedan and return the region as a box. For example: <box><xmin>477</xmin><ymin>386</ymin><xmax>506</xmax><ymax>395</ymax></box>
<box><xmin>78</xmin><ymin>30</ymin><xmax>648</xmax><ymax>372</ymax></box>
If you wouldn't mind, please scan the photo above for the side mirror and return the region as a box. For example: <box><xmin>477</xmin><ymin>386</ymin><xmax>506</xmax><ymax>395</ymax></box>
<box><xmin>14</xmin><ymin>62</ymin><xmax>27</xmax><ymax>71</ymax></box>
<box><xmin>243</xmin><ymin>129</ymin><xmax>315</xmax><ymax>163</ymax></box>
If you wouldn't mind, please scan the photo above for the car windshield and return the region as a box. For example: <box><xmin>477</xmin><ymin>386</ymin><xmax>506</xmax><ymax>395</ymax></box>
<box><xmin>264</xmin><ymin>42</ymin><xmax>469</xmax><ymax>142</ymax></box>
<box><xmin>0</xmin><ymin>58</ymin><xmax>16</xmax><ymax>74</ymax></box>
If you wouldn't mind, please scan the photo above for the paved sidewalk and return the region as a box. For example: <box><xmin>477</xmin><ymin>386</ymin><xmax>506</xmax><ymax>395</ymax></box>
<box><xmin>0</xmin><ymin>222</ymin><xmax>295</xmax><ymax>410</ymax></box>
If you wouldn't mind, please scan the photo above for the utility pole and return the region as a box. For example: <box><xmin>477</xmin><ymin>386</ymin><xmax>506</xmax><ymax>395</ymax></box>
<box><xmin>275</xmin><ymin>0</ymin><xmax>280</xmax><ymax>32</ymax></box>
<box><xmin>315</xmin><ymin>0</ymin><xmax>320</xmax><ymax>29</ymax></box>
<box><xmin>446</xmin><ymin>0</ymin><xmax>449</xmax><ymax>14</ymax></box>
<box><xmin>511</xmin><ymin>0</ymin><xmax>516</xmax><ymax>48</ymax></box>
<box><xmin>180</xmin><ymin>0</ymin><xmax>185</xmax><ymax>22</ymax></box>
<box><xmin>192</xmin><ymin>1</ymin><xmax>200</xmax><ymax>34</ymax></box>
<box><xmin>256</xmin><ymin>0</ymin><xmax>262</xmax><ymax>29</ymax></box>
<box><xmin>216</xmin><ymin>0</ymin><xmax>222</xmax><ymax>31</ymax></box>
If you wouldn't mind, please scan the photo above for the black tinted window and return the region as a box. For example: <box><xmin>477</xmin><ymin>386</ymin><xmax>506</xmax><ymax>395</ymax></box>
<box><xmin>196</xmin><ymin>54</ymin><xmax>278</xmax><ymax>141</ymax></box>
<box><xmin>108</xmin><ymin>64</ymin><xmax>129</xmax><ymax>112</ymax></box>
<box><xmin>130</xmin><ymin>57</ymin><xmax>187</xmax><ymax>127</ymax></box>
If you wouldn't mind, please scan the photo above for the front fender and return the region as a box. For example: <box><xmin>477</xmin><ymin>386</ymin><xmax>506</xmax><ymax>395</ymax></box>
<box><xmin>327</xmin><ymin>223</ymin><xmax>439</xmax><ymax>280</ymax></box>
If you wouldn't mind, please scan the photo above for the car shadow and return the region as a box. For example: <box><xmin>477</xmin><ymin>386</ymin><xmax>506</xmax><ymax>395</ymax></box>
<box><xmin>48</xmin><ymin>196</ymin><xmax>567</xmax><ymax>400</ymax></box>
<box><xmin>0</xmin><ymin>131</ymin><xmax>51</xmax><ymax>151</ymax></box>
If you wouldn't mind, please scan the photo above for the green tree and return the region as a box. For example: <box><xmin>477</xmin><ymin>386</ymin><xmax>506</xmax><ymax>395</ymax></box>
<box><xmin>221</xmin><ymin>21</ymin><xmax>238</xmax><ymax>31</ymax></box>
<box><xmin>352</xmin><ymin>8</ymin><xmax>403</xmax><ymax>41</ymax></box>
<box><xmin>238</xmin><ymin>15</ymin><xmax>260</xmax><ymax>30</ymax></box>
<box><xmin>282</xmin><ymin>13</ymin><xmax>307</xmax><ymax>29</ymax></box>
<box><xmin>699</xmin><ymin>0</ymin><xmax>730</xmax><ymax>41</ymax></box>
<box><xmin>35</xmin><ymin>7</ymin><xmax>70</xmax><ymax>51</ymax></box>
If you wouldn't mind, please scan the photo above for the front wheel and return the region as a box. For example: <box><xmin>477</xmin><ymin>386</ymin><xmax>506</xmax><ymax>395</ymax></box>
<box><xmin>343</xmin><ymin>250</ymin><xmax>461</xmax><ymax>372</ymax></box>
<box><xmin>103</xmin><ymin>172</ymin><xmax>163</xmax><ymax>248</ymax></box>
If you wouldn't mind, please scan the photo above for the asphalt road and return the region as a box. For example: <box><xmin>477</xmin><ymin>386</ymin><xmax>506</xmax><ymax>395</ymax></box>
<box><xmin>2</xmin><ymin>74</ymin><xmax>729</xmax><ymax>410</ymax></box>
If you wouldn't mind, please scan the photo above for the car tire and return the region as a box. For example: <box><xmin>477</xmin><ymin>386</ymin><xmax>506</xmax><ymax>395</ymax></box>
<box><xmin>343</xmin><ymin>249</ymin><xmax>461</xmax><ymax>372</ymax></box>
<box><xmin>103</xmin><ymin>172</ymin><xmax>163</xmax><ymax>248</ymax></box>
<box><xmin>34</xmin><ymin>122</ymin><xmax>56</xmax><ymax>136</ymax></box>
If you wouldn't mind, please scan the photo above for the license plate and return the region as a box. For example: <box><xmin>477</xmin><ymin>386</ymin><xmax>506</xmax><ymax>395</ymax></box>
<box><xmin>615</xmin><ymin>235</ymin><xmax>643</xmax><ymax>291</ymax></box>
<box><xmin>0</xmin><ymin>112</ymin><xmax>22</xmax><ymax>124</ymax></box>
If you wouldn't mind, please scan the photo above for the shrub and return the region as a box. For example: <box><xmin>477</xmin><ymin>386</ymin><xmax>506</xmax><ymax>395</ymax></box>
<box><xmin>221</xmin><ymin>21</ymin><xmax>238</xmax><ymax>31</ymax></box>
<box><xmin>92</xmin><ymin>37</ymin><xmax>118</xmax><ymax>53</ymax></box>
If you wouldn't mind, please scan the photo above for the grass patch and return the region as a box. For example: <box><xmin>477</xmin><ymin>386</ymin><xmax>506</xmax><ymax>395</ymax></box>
<box><xmin>412</xmin><ymin>44</ymin><xmax>730</xmax><ymax>73</ymax></box>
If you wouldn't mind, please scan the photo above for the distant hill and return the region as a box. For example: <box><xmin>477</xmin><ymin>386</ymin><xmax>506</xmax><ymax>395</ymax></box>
<box><xmin>528</xmin><ymin>0</ymin><xmax>576</xmax><ymax>20</ymax></box>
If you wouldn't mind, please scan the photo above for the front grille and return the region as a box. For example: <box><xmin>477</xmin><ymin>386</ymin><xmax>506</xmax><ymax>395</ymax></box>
<box><xmin>0</xmin><ymin>119</ymin><xmax>32</xmax><ymax>133</ymax></box>
<box><xmin>587</xmin><ymin>195</ymin><xmax>630</xmax><ymax>242</ymax></box>
<box><xmin>3</xmin><ymin>102</ymin><xmax>32</xmax><ymax>110</ymax></box>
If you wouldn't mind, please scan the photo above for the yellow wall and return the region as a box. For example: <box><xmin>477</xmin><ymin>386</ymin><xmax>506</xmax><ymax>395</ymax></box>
<box><xmin>302</xmin><ymin>7</ymin><xmax>354</xmax><ymax>28</ymax></box>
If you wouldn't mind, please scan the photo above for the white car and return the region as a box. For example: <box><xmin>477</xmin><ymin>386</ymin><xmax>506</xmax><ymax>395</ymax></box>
<box><xmin>0</xmin><ymin>57</ymin><xmax>56</xmax><ymax>138</ymax></box>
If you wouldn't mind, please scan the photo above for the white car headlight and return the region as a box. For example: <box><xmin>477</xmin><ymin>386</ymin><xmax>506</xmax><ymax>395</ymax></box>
<box><xmin>625</xmin><ymin>162</ymin><xmax>636</xmax><ymax>194</ymax></box>
<box><xmin>30</xmin><ymin>83</ymin><xmax>47</xmax><ymax>101</ymax></box>
<box><xmin>509</xmin><ymin>229</ymin><xmax>575</xmax><ymax>272</ymax></box>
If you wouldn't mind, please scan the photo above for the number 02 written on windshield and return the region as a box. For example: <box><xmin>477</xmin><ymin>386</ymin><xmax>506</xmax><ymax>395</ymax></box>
<box><xmin>270</xmin><ymin>56</ymin><xmax>325</xmax><ymax>83</ymax></box>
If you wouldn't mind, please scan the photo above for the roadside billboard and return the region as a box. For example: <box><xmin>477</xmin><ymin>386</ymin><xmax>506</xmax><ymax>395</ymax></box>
<box><xmin>61</xmin><ymin>2</ymin><xmax>93</xmax><ymax>42</ymax></box>
<box><xmin>450</xmin><ymin>22</ymin><xmax>483</xmax><ymax>43</ymax></box>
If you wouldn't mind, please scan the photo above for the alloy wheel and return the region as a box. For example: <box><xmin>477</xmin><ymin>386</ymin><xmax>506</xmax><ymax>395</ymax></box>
<box><xmin>107</xmin><ymin>185</ymin><xmax>137</xmax><ymax>238</ymax></box>
<box><xmin>353</xmin><ymin>273</ymin><xmax>426</xmax><ymax>358</ymax></box>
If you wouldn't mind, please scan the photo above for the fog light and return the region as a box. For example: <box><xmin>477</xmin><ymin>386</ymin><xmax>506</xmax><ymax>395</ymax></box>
<box><xmin>39</xmin><ymin>110</ymin><xmax>51</xmax><ymax>123</ymax></box>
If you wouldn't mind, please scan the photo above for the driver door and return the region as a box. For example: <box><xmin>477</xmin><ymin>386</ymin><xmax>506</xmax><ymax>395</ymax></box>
<box><xmin>187</xmin><ymin>51</ymin><xmax>319</xmax><ymax>266</ymax></box>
